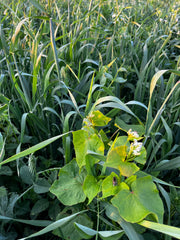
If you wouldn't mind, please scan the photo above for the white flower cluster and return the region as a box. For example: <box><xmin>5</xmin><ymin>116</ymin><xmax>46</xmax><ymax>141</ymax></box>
<box><xmin>131</xmin><ymin>139</ymin><xmax>143</xmax><ymax>156</ymax></box>
<box><xmin>127</xmin><ymin>129</ymin><xmax>139</xmax><ymax>139</ymax></box>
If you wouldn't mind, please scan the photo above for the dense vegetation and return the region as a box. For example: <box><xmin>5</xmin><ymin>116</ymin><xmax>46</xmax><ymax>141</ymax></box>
<box><xmin>0</xmin><ymin>0</ymin><xmax>179</xmax><ymax>239</ymax></box>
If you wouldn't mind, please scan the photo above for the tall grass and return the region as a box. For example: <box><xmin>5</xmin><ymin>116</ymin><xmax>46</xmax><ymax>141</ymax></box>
<box><xmin>0</xmin><ymin>0</ymin><xmax>179</xmax><ymax>239</ymax></box>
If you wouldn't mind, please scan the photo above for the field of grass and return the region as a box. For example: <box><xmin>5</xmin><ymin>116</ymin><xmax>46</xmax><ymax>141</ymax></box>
<box><xmin>0</xmin><ymin>0</ymin><xmax>180</xmax><ymax>239</ymax></box>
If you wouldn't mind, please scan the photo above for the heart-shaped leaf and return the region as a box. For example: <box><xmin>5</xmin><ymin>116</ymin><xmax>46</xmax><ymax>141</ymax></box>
<box><xmin>111</xmin><ymin>176</ymin><xmax>164</xmax><ymax>223</ymax></box>
<box><xmin>50</xmin><ymin>160</ymin><xmax>86</xmax><ymax>206</ymax></box>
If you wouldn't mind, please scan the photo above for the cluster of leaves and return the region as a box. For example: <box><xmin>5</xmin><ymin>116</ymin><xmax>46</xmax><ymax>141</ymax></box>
<box><xmin>0</xmin><ymin>0</ymin><xmax>179</xmax><ymax>239</ymax></box>
<box><xmin>50</xmin><ymin>110</ymin><xmax>164</xmax><ymax>229</ymax></box>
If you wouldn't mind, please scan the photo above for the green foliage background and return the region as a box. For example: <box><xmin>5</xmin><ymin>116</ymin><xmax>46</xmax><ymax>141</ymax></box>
<box><xmin>0</xmin><ymin>0</ymin><xmax>179</xmax><ymax>239</ymax></box>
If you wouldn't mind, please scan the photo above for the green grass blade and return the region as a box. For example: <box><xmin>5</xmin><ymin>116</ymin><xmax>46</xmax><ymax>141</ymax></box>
<box><xmin>146</xmin><ymin>70</ymin><xmax>168</xmax><ymax>116</ymax></box>
<box><xmin>63</xmin><ymin>111</ymin><xmax>76</xmax><ymax>164</ymax></box>
<box><xmin>29</xmin><ymin>0</ymin><xmax>46</xmax><ymax>13</ymax></box>
<box><xmin>18</xmin><ymin>211</ymin><xmax>86</xmax><ymax>240</ymax></box>
<box><xmin>50</xmin><ymin>18</ymin><xmax>61</xmax><ymax>82</ymax></box>
<box><xmin>0</xmin><ymin>132</ymin><xmax>71</xmax><ymax>166</ymax></box>
<box><xmin>138</xmin><ymin>220</ymin><xmax>180</xmax><ymax>239</ymax></box>
<box><xmin>67</xmin><ymin>89</ymin><xmax>81</xmax><ymax>115</ymax></box>
<box><xmin>0</xmin><ymin>133</ymin><xmax>5</xmax><ymax>163</ymax></box>
<box><xmin>154</xmin><ymin>157</ymin><xmax>180</xmax><ymax>171</ymax></box>
<box><xmin>0</xmin><ymin>215</ymin><xmax>52</xmax><ymax>227</ymax></box>
<box><xmin>12</xmin><ymin>54</ymin><xmax>32</xmax><ymax>110</ymax></box>
<box><xmin>0</xmin><ymin>104</ymin><xmax>8</xmax><ymax>114</ymax></box>
<box><xmin>20</xmin><ymin>113</ymin><xmax>28</xmax><ymax>143</ymax></box>
<box><xmin>85</xmin><ymin>72</ymin><xmax>95</xmax><ymax>116</ymax></box>
<box><xmin>147</xmin><ymin>80</ymin><xmax>180</xmax><ymax>136</ymax></box>
<box><xmin>161</xmin><ymin>116</ymin><xmax>173</xmax><ymax>152</ymax></box>
<box><xmin>92</xmin><ymin>96</ymin><xmax>142</xmax><ymax>124</ymax></box>
<box><xmin>104</xmin><ymin>203</ymin><xmax>141</xmax><ymax>240</ymax></box>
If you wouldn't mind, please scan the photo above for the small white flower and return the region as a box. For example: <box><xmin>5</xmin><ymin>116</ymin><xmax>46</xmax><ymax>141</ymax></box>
<box><xmin>130</xmin><ymin>139</ymin><xmax>143</xmax><ymax>156</ymax></box>
<box><xmin>127</xmin><ymin>129</ymin><xmax>139</xmax><ymax>139</ymax></box>
<box><xmin>133</xmin><ymin>149</ymin><xmax>141</xmax><ymax>156</ymax></box>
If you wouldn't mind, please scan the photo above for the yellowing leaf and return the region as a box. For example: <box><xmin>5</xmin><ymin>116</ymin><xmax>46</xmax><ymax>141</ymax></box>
<box><xmin>73</xmin><ymin>130</ymin><xmax>104</xmax><ymax>169</ymax></box>
<box><xmin>105</xmin><ymin>146</ymin><xmax>139</xmax><ymax>177</ymax></box>
<box><xmin>87</xmin><ymin>110</ymin><xmax>111</xmax><ymax>127</ymax></box>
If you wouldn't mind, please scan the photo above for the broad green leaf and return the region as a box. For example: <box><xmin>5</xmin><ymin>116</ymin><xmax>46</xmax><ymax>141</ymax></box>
<box><xmin>138</xmin><ymin>220</ymin><xmax>180</xmax><ymax>239</ymax></box>
<box><xmin>102</xmin><ymin>172</ymin><xmax>129</xmax><ymax>198</ymax></box>
<box><xmin>18</xmin><ymin>211</ymin><xmax>86</xmax><ymax>240</ymax></box>
<box><xmin>0</xmin><ymin>186</ymin><xmax>7</xmax><ymax>198</ymax></box>
<box><xmin>73</xmin><ymin>130</ymin><xmax>104</xmax><ymax>169</ymax></box>
<box><xmin>134</xmin><ymin>146</ymin><xmax>146</xmax><ymax>165</ymax></box>
<box><xmin>105</xmin><ymin>146</ymin><xmax>139</xmax><ymax>177</ymax></box>
<box><xmin>20</xmin><ymin>166</ymin><xmax>33</xmax><ymax>185</ymax></box>
<box><xmin>83</xmin><ymin>175</ymin><xmax>100</xmax><ymax>204</ymax></box>
<box><xmin>0</xmin><ymin>132</ymin><xmax>70</xmax><ymax>166</ymax></box>
<box><xmin>87</xmin><ymin>110</ymin><xmax>111</xmax><ymax>126</ymax></box>
<box><xmin>115</xmin><ymin>118</ymin><xmax>145</xmax><ymax>136</ymax></box>
<box><xmin>135</xmin><ymin>171</ymin><xmax>180</xmax><ymax>189</ymax></box>
<box><xmin>111</xmin><ymin>176</ymin><xmax>164</xmax><ymax>223</ymax></box>
<box><xmin>125</xmin><ymin>175</ymin><xmax>137</xmax><ymax>186</ymax></box>
<box><xmin>112</xmin><ymin>136</ymin><xmax>130</xmax><ymax>148</ymax></box>
<box><xmin>31</xmin><ymin>199</ymin><xmax>49</xmax><ymax>216</ymax></box>
<box><xmin>50</xmin><ymin>160</ymin><xmax>86</xmax><ymax>206</ymax></box>
<box><xmin>34</xmin><ymin>178</ymin><xmax>51</xmax><ymax>194</ymax></box>
<box><xmin>72</xmin><ymin>130</ymin><xmax>88</xmax><ymax>168</ymax></box>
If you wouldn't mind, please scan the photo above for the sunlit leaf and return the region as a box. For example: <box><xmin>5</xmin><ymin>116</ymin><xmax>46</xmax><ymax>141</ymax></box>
<box><xmin>73</xmin><ymin>130</ymin><xmax>104</xmax><ymax>169</ymax></box>
<box><xmin>111</xmin><ymin>176</ymin><xmax>164</xmax><ymax>223</ymax></box>
<box><xmin>87</xmin><ymin>110</ymin><xmax>111</xmax><ymax>127</ymax></box>
<box><xmin>105</xmin><ymin>146</ymin><xmax>139</xmax><ymax>177</ymax></box>
<box><xmin>138</xmin><ymin>220</ymin><xmax>180</xmax><ymax>239</ymax></box>
<box><xmin>102</xmin><ymin>172</ymin><xmax>129</xmax><ymax>198</ymax></box>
